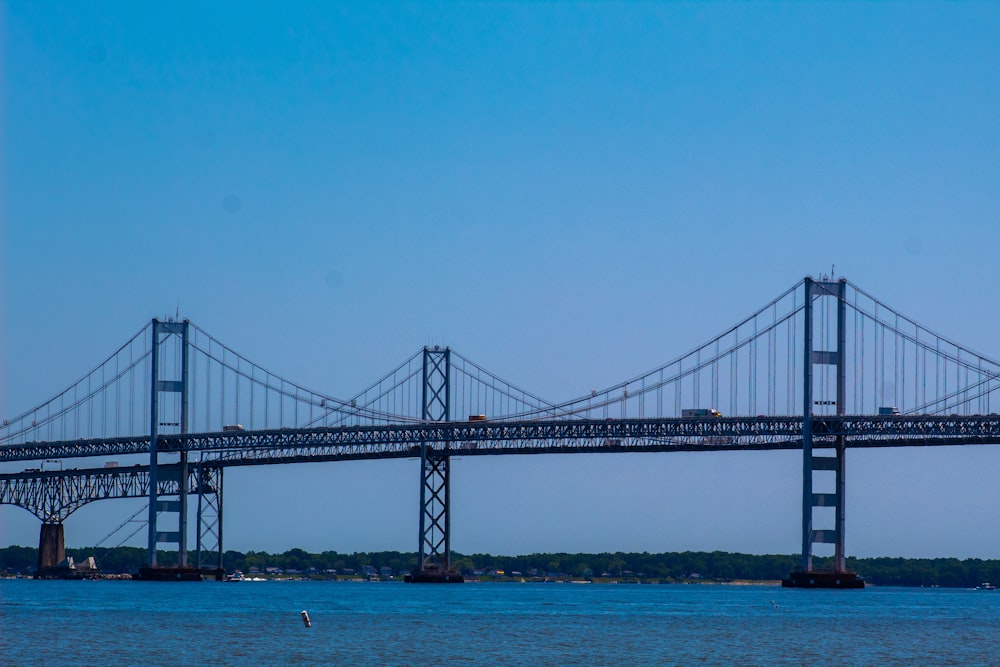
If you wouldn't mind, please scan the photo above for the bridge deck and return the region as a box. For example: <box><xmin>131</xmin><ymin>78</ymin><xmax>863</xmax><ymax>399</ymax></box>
<box><xmin>4</xmin><ymin>415</ymin><xmax>1000</xmax><ymax>467</ymax></box>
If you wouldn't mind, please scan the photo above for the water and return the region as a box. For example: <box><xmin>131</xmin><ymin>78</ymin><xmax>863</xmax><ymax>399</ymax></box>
<box><xmin>2</xmin><ymin>580</ymin><xmax>997</xmax><ymax>666</ymax></box>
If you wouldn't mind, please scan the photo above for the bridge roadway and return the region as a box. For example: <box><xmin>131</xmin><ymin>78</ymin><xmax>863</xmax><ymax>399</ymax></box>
<box><xmin>4</xmin><ymin>415</ymin><xmax>1000</xmax><ymax>466</ymax></box>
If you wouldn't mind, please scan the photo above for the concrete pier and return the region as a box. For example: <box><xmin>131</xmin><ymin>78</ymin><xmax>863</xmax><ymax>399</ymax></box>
<box><xmin>36</xmin><ymin>523</ymin><xmax>65</xmax><ymax>574</ymax></box>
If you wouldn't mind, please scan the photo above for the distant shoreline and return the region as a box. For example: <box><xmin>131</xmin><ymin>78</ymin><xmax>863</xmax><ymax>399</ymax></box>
<box><xmin>3</xmin><ymin>545</ymin><xmax>999</xmax><ymax>587</ymax></box>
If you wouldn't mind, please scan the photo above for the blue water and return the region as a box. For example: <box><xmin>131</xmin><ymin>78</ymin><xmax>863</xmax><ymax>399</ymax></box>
<box><xmin>2</xmin><ymin>580</ymin><xmax>997</xmax><ymax>666</ymax></box>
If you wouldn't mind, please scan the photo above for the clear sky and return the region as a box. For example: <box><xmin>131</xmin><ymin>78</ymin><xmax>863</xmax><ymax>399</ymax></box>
<box><xmin>3</xmin><ymin>2</ymin><xmax>1000</xmax><ymax>559</ymax></box>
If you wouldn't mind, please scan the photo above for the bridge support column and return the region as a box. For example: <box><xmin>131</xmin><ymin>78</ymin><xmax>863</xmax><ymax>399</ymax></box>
<box><xmin>36</xmin><ymin>522</ymin><xmax>65</xmax><ymax>575</ymax></box>
<box><xmin>406</xmin><ymin>346</ymin><xmax>463</xmax><ymax>583</ymax></box>
<box><xmin>785</xmin><ymin>277</ymin><xmax>863</xmax><ymax>588</ymax></box>
<box><xmin>141</xmin><ymin>319</ymin><xmax>201</xmax><ymax>580</ymax></box>
<box><xmin>195</xmin><ymin>463</ymin><xmax>224</xmax><ymax>577</ymax></box>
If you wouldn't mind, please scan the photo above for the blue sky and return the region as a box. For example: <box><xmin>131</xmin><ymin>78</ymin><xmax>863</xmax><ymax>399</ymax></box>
<box><xmin>3</xmin><ymin>2</ymin><xmax>1000</xmax><ymax>558</ymax></box>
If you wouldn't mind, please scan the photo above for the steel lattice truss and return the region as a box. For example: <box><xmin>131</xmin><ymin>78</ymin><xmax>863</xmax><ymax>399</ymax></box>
<box><xmin>419</xmin><ymin>454</ymin><xmax>449</xmax><ymax>569</ymax></box>
<box><xmin>0</xmin><ymin>464</ymin><xmax>219</xmax><ymax>522</ymax></box>
<box><xmin>0</xmin><ymin>436</ymin><xmax>150</xmax><ymax>462</ymax></box>
<box><xmin>4</xmin><ymin>415</ymin><xmax>1000</xmax><ymax>467</ymax></box>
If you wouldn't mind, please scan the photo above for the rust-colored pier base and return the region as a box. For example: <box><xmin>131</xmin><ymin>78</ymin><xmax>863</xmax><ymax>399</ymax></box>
<box><xmin>35</xmin><ymin>523</ymin><xmax>66</xmax><ymax>577</ymax></box>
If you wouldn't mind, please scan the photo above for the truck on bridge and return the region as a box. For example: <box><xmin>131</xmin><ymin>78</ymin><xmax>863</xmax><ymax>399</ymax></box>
<box><xmin>682</xmin><ymin>409</ymin><xmax>722</xmax><ymax>417</ymax></box>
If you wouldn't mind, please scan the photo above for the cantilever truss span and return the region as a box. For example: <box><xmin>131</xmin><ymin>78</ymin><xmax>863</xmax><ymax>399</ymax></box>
<box><xmin>0</xmin><ymin>463</ymin><xmax>220</xmax><ymax>524</ymax></box>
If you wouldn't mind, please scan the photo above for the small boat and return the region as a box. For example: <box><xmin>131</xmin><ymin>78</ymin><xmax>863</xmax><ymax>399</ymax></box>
<box><xmin>224</xmin><ymin>571</ymin><xmax>245</xmax><ymax>582</ymax></box>
<box><xmin>976</xmin><ymin>582</ymin><xmax>996</xmax><ymax>590</ymax></box>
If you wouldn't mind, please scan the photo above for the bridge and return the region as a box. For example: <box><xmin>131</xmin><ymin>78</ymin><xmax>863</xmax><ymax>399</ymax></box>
<box><xmin>4</xmin><ymin>276</ymin><xmax>1000</xmax><ymax>585</ymax></box>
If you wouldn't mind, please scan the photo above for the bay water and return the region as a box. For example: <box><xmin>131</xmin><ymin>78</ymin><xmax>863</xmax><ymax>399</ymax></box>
<box><xmin>2</xmin><ymin>579</ymin><xmax>997</xmax><ymax>666</ymax></box>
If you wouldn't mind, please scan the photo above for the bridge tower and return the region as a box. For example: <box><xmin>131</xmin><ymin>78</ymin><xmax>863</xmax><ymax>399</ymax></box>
<box><xmin>143</xmin><ymin>319</ymin><xmax>197</xmax><ymax>578</ymax></box>
<box><xmin>785</xmin><ymin>277</ymin><xmax>863</xmax><ymax>588</ymax></box>
<box><xmin>407</xmin><ymin>346</ymin><xmax>463</xmax><ymax>583</ymax></box>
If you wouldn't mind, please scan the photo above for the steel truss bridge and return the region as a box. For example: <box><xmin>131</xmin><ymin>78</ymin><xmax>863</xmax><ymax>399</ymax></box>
<box><xmin>4</xmin><ymin>276</ymin><xmax>1000</xmax><ymax>582</ymax></box>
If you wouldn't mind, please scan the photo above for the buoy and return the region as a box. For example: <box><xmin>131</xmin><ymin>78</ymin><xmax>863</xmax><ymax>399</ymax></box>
<box><xmin>300</xmin><ymin>610</ymin><xmax>312</xmax><ymax>628</ymax></box>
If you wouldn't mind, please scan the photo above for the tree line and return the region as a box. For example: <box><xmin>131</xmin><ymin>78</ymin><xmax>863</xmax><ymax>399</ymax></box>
<box><xmin>3</xmin><ymin>545</ymin><xmax>1000</xmax><ymax>587</ymax></box>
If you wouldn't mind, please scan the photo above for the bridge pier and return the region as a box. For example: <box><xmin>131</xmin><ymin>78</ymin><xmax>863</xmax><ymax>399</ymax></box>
<box><xmin>784</xmin><ymin>277</ymin><xmax>863</xmax><ymax>589</ymax></box>
<box><xmin>406</xmin><ymin>447</ymin><xmax>462</xmax><ymax>583</ymax></box>
<box><xmin>35</xmin><ymin>522</ymin><xmax>65</xmax><ymax>576</ymax></box>
<box><xmin>195</xmin><ymin>463</ymin><xmax>224</xmax><ymax>573</ymax></box>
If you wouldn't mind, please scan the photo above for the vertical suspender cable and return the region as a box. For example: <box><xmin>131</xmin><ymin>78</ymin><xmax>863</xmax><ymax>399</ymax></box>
<box><xmin>143</xmin><ymin>332</ymin><xmax>149</xmax><ymax>434</ymax></box>
<box><xmin>713</xmin><ymin>339</ymin><xmax>720</xmax><ymax>414</ymax></box>
<box><xmin>657</xmin><ymin>368</ymin><xmax>663</xmax><ymax>418</ymax></box>
<box><xmin>979</xmin><ymin>357</ymin><xmax>984</xmax><ymax>414</ymax></box>
<box><xmin>234</xmin><ymin>356</ymin><xmax>240</xmax><ymax>426</ymax></box>
<box><xmin>768</xmin><ymin>304</ymin><xmax>775</xmax><ymax>415</ymax></box>
<box><xmin>190</xmin><ymin>337</ymin><xmax>197</xmax><ymax>432</ymax></box>
<box><xmin>892</xmin><ymin>313</ymin><xmax>906</xmax><ymax>407</ymax></box>
<box><xmin>935</xmin><ymin>339</ymin><xmax>941</xmax><ymax>412</ymax></box>
<box><xmin>129</xmin><ymin>338</ymin><xmax>135</xmax><ymax>436</ymax></box>
<box><xmin>935</xmin><ymin>338</ymin><xmax>948</xmax><ymax>412</ymax></box>
<box><xmin>920</xmin><ymin>330</ymin><xmax>926</xmax><ymax>412</ymax></box>
<box><xmin>875</xmin><ymin>304</ymin><xmax>881</xmax><ymax>408</ymax></box>
<box><xmin>790</xmin><ymin>291</ymin><xmax>796</xmax><ymax>415</ymax></box>
<box><xmin>115</xmin><ymin>352</ymin><xmax>120</xmax><ymax>436</ymax></box>
<box><xmin>750</xmin><ymin>319</ymin><xmax>756</xmax><ymax>414</ymax></box>
<box><xmin>853</xmin><ymin>289</ymin><xmax>859</xmax><ymax>413</ymax></box>
<box><xmin>696</xmin><ymin>347</ymin><xmax>701</xmax><ymax>416</ymax></box>
<box><xmin>731</xmin><ymin>329</ymin><xmax>738</xmax><ymax>415</ymax></box>
<box><xmin>221</xmin><ymin>348</ymin><xmax>227</xmax><ymax>428</ymax></box>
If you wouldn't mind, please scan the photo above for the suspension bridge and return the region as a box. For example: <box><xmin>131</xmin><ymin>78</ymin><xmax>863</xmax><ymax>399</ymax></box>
<box><xmin>4</xmin><ymin>276</ymin><xmax>1000</xmax><ymax>586</ymax></box>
